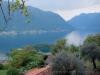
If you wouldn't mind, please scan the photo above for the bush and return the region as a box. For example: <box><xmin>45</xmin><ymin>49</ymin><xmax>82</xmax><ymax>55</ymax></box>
<box><xmin>51</xmin><ymin>39</ymin><xmax>66</xmax><ymax>55</ymax></box>
<box><xmin>52</xmin><ymin>51</ymin><xmax>85</xmax><ymax>75</ymax></box>
<box><xmin>8</xmin><ymin>47</ymin><xmax>45</xmax><ymax>71</ymax></box>
<box><xmin>7</xmin><ymin>67</ymin><xmax>19</xmax><ymax>75</ymax></box>
<box><xmin>0</xmin><ymin>64</ymin><xmax>4</xmax><ymax>70</ymax></box>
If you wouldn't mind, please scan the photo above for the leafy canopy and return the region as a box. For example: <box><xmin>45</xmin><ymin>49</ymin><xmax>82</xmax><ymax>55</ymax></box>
<box><xmin>8</xmin><ymin>46</ymin><xmax>44</xmax><ymax>71</ymax></box>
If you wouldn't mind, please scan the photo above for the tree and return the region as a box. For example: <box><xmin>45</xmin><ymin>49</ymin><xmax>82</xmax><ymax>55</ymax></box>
<box><xmin>0</xmin><ymin>0</ymin><xmax>28</xmax><ymax>16</ymax></box>
<box><xmin>68</xmin><ymin>45</ymin><xmax>79</xmax><ymax>53</ymax></box>
<box><xmin>66</xmin><ymin>45</ymin><xmax>80</xmax><ymax>58</ymax></box>
<box><xmin>8</xmin><ymin>46</ymin><xmax>44</xmax><ymax>72</ymax></box>
<box><xmin>81</xmin><ymin>34</ymin><xmax>100</xmax><ymax>69</ymax></box>
<box><xmin>51</xmin><ymin>39</ymin><xmax>80</xmax><ymax>57</ymax></box>
<box><xmin>81</xmin><ymin>42</ymin><xmax>100</xmax><ymax>69</ymax></box>
<box><xmin>51</xmin><ymin>39</ymin><xmax>66</xmax><ymax>55</ymax></box>
<box><xmin>84</xmin><ymin>34</ymin><xmax>100</xmax><ymax>46</ymax></box>
<box><xmin>52</xmin><ymin>51</ymin><xmax>85</xmax><ymax>75</ymax></box>
<box><xmin>10</xmin><ymin>0</ymin><xmax>28</xmax><ymax>16</ymax></box>
<box><xmin>0</xmin><ymin>0</ymin><xmax>28</xmax><ymax>31</ymax></box>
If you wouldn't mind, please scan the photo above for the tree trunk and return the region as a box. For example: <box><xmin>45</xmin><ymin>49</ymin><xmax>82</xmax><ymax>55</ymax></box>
<box><xmin>92</xmin><ymin>58</ymin><xmax>96</xmax><ymax>69</ymax></box>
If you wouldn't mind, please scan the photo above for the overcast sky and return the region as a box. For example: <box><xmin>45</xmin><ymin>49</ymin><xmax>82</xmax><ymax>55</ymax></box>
<box><xmin>25</xmin><ymin>0</ymin><xmax>100</xmax><ymax>20</ymax></box>
<box><xmin>26</xmin><ymin>0</ymin><xmax>100</xmax><ymax>10</ymax></box>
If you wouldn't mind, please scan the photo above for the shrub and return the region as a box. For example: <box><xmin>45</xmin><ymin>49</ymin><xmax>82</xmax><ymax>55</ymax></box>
<box><xmin>52</xmin><ymin>51</ymin><xmax>85</xmax><ymax>75</ymax></box>
<box><xmin>7</xmin><ymin>67</ymin><xmax>19</xmax><ymax>75</ymax></box>
<box><xmin>8</xmin><ymin>47</ymin><xmax>44</xmax><ymax>70</ymax></box>
<box><xmin>0</xmin><ymin>64</ymin><xmax>4</xmax><ymax>70</ymax></box>
<box><xmin>51</xmin><ymin>39</ymin><xmax>66</xmax><ymax>55</ymax></box>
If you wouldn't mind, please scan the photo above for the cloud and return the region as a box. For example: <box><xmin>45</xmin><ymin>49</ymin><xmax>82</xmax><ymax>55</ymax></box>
<box><xmin>65</xmin><ymin>31</ymin><xmax>84</xmax><ymax>46</ymax></box>
<box><xmin>26</xmin><ymin>0</ymin><xmax>100</xmax><ymax>11</ymax></box>
<box><xmin>53</xmin><ymin>5</ymin><xmax>100</xmax><ymax>20</ymax></box>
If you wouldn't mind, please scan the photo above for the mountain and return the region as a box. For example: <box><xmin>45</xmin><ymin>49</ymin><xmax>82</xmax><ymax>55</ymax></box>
<box><xmin>68</xmin><ymin>13</ymin><xmax>100</xmax><ymax>34</ymax></box>
<box><xmin>0</xmin><ymin>2</ymin><xmax>73</xmax><ymax>31</ymax></box>
<box><xmin>0</xmin><ymin>2</ymin><xmax>73</xmax><ymax>52</ymax></box>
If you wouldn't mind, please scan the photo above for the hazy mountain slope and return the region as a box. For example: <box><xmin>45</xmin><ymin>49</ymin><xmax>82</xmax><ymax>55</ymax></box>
<box><xmin>68</xmin><ymin>13</ymin><xmax>100</xmax><ymax>33</ymax></box>
<box><xmin>0</xmin><ymin>2</ymin><xmax>73</xmax><ymax>31</ymax></box>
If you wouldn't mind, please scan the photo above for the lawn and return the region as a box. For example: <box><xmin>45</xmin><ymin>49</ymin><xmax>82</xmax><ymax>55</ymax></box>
<box><xmin>0</xmin><ymin>70</ymin><xmax>7</xmax><ymax>75</ymax></box>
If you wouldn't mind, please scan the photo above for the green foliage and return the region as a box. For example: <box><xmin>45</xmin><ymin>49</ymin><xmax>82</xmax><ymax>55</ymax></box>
<box><xmin>0</xmin><ymin>70</ymin><xmax>7</xmax><ymax>75</ymax></box>
<box><xmin>84</xmin><ymin>34</ymin><xmax>100</xmax><ymax>46</ymax></box>
<box><xmin>7</xmin><ymin>67</ymin><xmax>19</xmax><ymax>75</ymax></box>
<box><xmin>81</xmin><ymin>34</ymin><xmax>100</xmax><ymax>69</ymax></box>
<box><xmin>52</xmin><ymin>51</ymin><xmax>85</xmax><ymax>75</ymax></box>
<box><xmin>51</xmin><ymin>39</ymin><xmax>66</xmax><ymax>55</ymax></box>
<box><xmin>10</xmin><ymin>0</ymin><xmax>20</xmax><ymax>11</ymax></box>
<box><xmin>68</xmin><ymin>45</ymin><xmax>79</xmax><ymax>53</ymax></box>
<box><xmin>81</xmin><ymin>43</ymin><xmax>100</xmax><ymax>60</ymax></box>
<box><xmin>82</xmin><ymin>34</ymin><xmax>100</xmax><ymax>60</ymax></box>
<box><xmin>81</xmin><ymin>42</ymin><xmax>100</xmax><ymax>69</ymax></box>
<box><xmin>51</xmin><ymin>39</ymin><xmax>80</xmax><ymax>57</ymax></box>
<box><xmin>8</xmin><ymin>46</ymin><xmax>44</xmax><ymax>71</ymax></box>
<box><xmin>67</xmin><ymin>45</ymin><xmax>80</xmax><ymax>57</ymax></box>
<box><xmin>10</xmin><ymin>0</ymin><xmax>28</xmax><ymax>16</ymax></box>
<box><xmin>0</xmin><ymin>64</ymin><xmax>4</xmax><ymax>70</ymax></box>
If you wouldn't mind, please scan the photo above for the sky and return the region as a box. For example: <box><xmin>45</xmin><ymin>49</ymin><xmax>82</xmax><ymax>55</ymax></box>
<box><xmin>26</xmin><ymin>0</ymin><xmax>100</xmax><ymax>20</ymax></box>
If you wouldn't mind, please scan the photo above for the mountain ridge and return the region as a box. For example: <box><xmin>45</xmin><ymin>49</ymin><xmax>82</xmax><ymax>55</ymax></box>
<box><xmin>68</xmin><ymin>13</ymin><xmax>100</xmax><ymax>34</ymax></box>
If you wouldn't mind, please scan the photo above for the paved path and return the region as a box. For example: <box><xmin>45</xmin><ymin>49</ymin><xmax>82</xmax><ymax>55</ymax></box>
<box><xmin>25</xmin><ymin>66</ymin><xmax>50</xmax><ymax>75</ymax></box>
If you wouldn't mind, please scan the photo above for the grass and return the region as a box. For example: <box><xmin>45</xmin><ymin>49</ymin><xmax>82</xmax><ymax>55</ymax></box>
<box><xmin>0</xmin><ymin>70</ymin><xmax>7</xmax><ymax>75</ymax></box>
